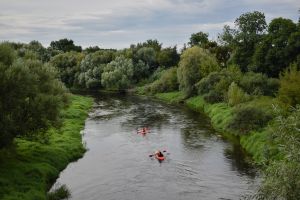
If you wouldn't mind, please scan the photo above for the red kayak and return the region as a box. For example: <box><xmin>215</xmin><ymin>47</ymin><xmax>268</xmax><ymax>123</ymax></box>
<box><xmin>137</xmin><ymin>128</ymin><xmax>150</xmax><ymax>134</ymax></box>
<box><xmin>155</xmin><ymin>154</ymin><xmax>165</xmax><ymax>161</ymax></box>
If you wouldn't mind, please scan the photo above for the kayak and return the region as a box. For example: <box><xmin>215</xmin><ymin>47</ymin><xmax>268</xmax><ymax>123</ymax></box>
<box><xmin>137</xmin><ymin>128</ymin><xmax>150</xmax><ymax>134</ymax></box>
<box><xmin>155</xmin><ymin>154</ymin><xmax>165</xmax><ymax>161</ymax></box>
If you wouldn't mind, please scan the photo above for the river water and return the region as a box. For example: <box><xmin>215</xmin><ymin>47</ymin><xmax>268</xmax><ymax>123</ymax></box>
<box><xmin>53</xmin><ymin>93</ymin><xmax>259</xmax><ymax>200</ymax></box>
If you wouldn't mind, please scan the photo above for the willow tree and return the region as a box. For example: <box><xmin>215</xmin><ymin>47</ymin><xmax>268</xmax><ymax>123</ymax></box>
<box><xmin>177</xmin><ymin>46</ymin><xmax>220</xmax><ymax>97</ymax></box>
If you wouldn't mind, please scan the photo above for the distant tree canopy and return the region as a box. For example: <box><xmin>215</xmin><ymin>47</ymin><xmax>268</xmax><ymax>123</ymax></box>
<box><xmin>101</xmin><ymin>56</ymin><xmax>134</xmax><ymax>90</ymax></box>
<box><xmin>189</xmin><ymin>32</ymin><xmax>209</xmax><ymax>47</ymax></box>
<box><xmin>252</xmin><ymin>18</ymin><xmax>298</xmax><ymax>77</ymax></box>
<box><xmin>50</xmin><ymin>51</ymin><xmax>84</xmax><ymax>87</ymax></box>
<box><xmin>231</xmin><ymin>11</ymin><xmax>267</xmax><ymax>72</ymax></box>
<box><xmin>50</xmin><ymin>38</ymin><xmax>82</xmax><ymax>53</ymax></box>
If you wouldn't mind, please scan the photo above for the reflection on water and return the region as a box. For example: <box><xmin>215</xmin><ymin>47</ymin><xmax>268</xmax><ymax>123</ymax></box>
<box><xmin>53</xmin><ymin>92</ymin><xmax>259</xmax><ymax>200</ymax></box>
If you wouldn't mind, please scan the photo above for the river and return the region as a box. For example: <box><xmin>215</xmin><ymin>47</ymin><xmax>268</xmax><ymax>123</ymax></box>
<box><xmin>52</xmin><ymin>93</ymin><xmax>259</xmax><ymax>200</ymax></box>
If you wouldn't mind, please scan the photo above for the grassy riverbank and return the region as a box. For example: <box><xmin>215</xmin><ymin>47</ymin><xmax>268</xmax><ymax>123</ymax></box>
<box><xmin>154</xmin><ymin>91</ymin><xmax>273</xmax><ymax>164</ymax></box>
<box><xmin>0</xmin><ymin>95</ymin><xmax>93</xmax><ymax>200</ymax></box>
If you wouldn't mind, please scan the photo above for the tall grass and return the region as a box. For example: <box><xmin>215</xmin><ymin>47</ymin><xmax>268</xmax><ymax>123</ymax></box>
<box><xmin>0</xmin><ymin>95</ymin><xmax>93</xmax><ymax>200</ymax></box>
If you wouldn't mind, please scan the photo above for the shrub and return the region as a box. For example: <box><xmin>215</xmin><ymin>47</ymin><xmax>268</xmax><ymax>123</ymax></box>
<box><xmin>101</xmin><ymin>56</ymin><xmax>134</xmax><ymax>90</ymax></box>
<box><xmin>47</xmin><ymin>184</ymin><xmax>71</xmax><ymax>200</ymax></box>
<box><xmin>227</xmin><ymin>82</ymin><xmax>250</xmax><ymax>106</ymax></box>
<box><xmin>278</xmin><ymin>63</ymin><xmax>300</xmax><ymax>107</ymax></box>
<box><xmin>240</xmin><ymin>72</ymin><xmax>279</xmax><ymax>96</ymax></box>
<box><xmin>0</xmin><ymin>43</ymin><xmax>16</xmax><ymax>66</ymax></box>
<box><xmin>196</xmin><ymin>72</ymin><xmax>222</xmax><ymax>95</ymax></box>
<box><xmin>203</xmin><ymin>90</ymin><xmax>223</xmax><ymax>103</ymax></box>
<box><xmin>227</xmin><ymin>106</ymin><xmax>272</xmax><ymax>134</ymax></box>
<box><xmin>148</xmin><ymin>67</ymin><xmax>178</xmax><ymax>94</ymax></box>
<box><xmin>255</xmin><ymin>106</ymin><xmax>300</xmax><ymax>200</ymax></box>
<box><xmin>195</xmin><ymin>65</ymin><xmax>242</xmax><ymax>101</ymax></box>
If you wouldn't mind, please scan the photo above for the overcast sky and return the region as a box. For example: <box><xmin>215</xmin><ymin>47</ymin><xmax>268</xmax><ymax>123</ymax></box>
<box><xmin>0</xmin><ymin>0</ymin><xmax>299</xmax><ymax>49</ymax></box>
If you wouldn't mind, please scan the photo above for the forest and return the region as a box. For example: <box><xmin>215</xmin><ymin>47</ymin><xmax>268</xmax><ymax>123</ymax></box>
<box><xmin>0</xmin><ymin>11</ymin><xmax>300</xmax><ymax>199</ymax></box>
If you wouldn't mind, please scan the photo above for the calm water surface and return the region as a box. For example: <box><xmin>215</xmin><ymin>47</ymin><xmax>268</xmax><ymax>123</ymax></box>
<box><xmin>53</xmin><ymin>93</ymin><xmax>259</xmax><ymax>200</ymax></box>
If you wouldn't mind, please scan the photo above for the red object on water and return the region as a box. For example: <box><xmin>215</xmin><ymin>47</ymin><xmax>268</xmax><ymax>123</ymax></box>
<box><xmin>155</xmin><ymin>154</ymin><xmax>165</xmax><ymax>161</ymax></box>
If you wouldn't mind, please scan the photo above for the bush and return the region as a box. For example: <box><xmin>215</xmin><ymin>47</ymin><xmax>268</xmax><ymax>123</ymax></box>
<box><xmin>227</xmin><ymin>106</ymin><xmax>272</xmax><ymax>134</ymax></box>
<box><xmin>196</xmin><ymin>72</ymin><xmax>222</xmax><ymax>95</ymax></box>
<box><xmin>195</xmin><ymin>65</ymin><xmax>242</xmax><ymax>101</ymax></box>
<box><xmin>240</xmin><ymin>72</ymin><xmax>279</xmax><ymax>96</ymax></box>
<box><xmin>278</xmin><ymin>63</ymin><xmax>300</xmax><ymax>107</ymax></box>
<box><xmin>254</xmin><ymin>106</ymin><xmax>300</xmax><ymax>200</ymax></box>
<box><xmin>148</xmin><ymin>67</ymin><xmax>178</xmax><ymax>94</ymax></box>
<box><xmin>47</xmin><ymin>184</ymin><xmax>71</xmax><ymax>200</ymax></box>
<box><xmin>0</xmin><ymin>43</ymin><xmax>16</xmax><ymax>66</ymax></box>
<box><xmin>203</xmin><ymin>90</ymin><xmax>223</xmax><ymax>103</ymax></box>
<box><xmin>227</xmin><ymin>82</ymin><xmax>250</xmax><ymax>106</ymax></box>
<box><xmin>101</xmin><ymin>56</ymin><xmax>134</xmax><ymax>90</ymax></box>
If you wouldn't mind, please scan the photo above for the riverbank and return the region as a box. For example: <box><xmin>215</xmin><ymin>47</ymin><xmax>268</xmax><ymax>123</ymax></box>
<box><xmin>153</xmin><ymin>91</ymin><xmax>271</xmax><ymax>164</ymax></box>
<box><xmin>0</xmin><ymin>95</ymin><xmax>93</xmax><ymax>200</ymax></box>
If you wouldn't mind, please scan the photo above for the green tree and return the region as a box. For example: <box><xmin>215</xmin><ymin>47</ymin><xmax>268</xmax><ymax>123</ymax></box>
<box><xmin>0</xmin><ymin>43</ymin><xmax>15</xmax><ymax>66</ymax></box>
<box><xmin>157</xmin><ymin>46</ymin><xmax>180</xmax><ymax>68</ymax></box>
<box><xmin>188</xmin><ymin>31</ymin><xmax>209</xmax><ymax>47</ymax></box>
<box><xmin>101</xmin><ymin>56</ymin><xmax>134</xmax><ymax>90</ymax></box>
<box><xmin>136</xmin><ymin>47</ymin><xmax>157</xmax><ymax>71</ymax></box>
<box><xmin>27</xmin><ymin>40</ymin><xmax>50</xmax><ymax>62</ymax></box>
<box><xmin>278</xmin><ymin>63</ymin><xmax>300</xmax><ymax>107</ymax></box>
<box><xmin>84</xmin><ymin>46</ymin><xmax>101</xmax><ymax>53</ymax></box>
<box><xmin>255</xmin><ymin>107</ymin><xmax>300</xmax><ymax>200</ymax></box>
<box><xmin>252</xmin><ymin>18</ymin><xmax>297</xmax><ymax>77</ymax></box>
<box><xmin>0</xmin><ymin>47</ymin><xmax>68</xmax><ymax>148</ymax></box>
<box><xmin>50</xmin><ymin>52</ymin><xmax>84</xmax><ymax>87</ymax></box>
<box><xmin>50</xmin><ymin>38</ymin><xmax>82</xmax><ymax>52</ymax></box>
<box><xmin>75</xmin><ymin>50</ymin><xmax>115</xmax><ymax>89</ymax></box>
<box><xmin>147</xmin><ymin>67</ymin><xmax>178</xmax><ymax>94</ymax></box>
<box><xmin>231</xmin><ymin>11</ymin><xmax>267</xmax><ymax>72</ymax></box>
<box><xmin>177</xmin><ymin>46</ymin><xmax>220</xmax><ymax>96</ymax></box>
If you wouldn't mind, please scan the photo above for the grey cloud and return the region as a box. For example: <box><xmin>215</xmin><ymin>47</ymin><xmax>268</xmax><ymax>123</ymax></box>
<box><xmin>0</xmin><ymin>0</ymin><xmax>299</xmax><ymax>48</ymax></box>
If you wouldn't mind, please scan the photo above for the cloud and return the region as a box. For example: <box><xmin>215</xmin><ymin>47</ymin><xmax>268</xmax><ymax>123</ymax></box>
<box><xmin>0</xmin><ymin>0</ymin><xmax>299</xmax><ymax>48</ymax></box>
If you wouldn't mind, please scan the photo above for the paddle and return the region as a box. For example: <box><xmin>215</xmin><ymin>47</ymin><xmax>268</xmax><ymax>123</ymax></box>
<box><xmin>149</xmin><ymin>150</ymin><xmax>167</xmax><ymax>157</ymax></box>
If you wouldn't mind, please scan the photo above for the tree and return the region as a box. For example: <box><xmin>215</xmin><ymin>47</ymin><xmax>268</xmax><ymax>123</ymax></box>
<box><xmin>0</xmin><ymin>43</ymin><xmax>15</xmax><ymax>66</ymax></box>
<box><xmin>84</xmin><ymin>46</ymin><xmax>101</xmax><ymax>53</ymax></box>
<box><xmin>0</xmin><ymin>45</ymin><xmax>68</xmax><ymax>148</ymax></box>
<box><xmin>135</xmin><ymin>47</ymin><xmax>157</xmax><ymax>71</ymax></box>
<box><xmin>75</xmin><ymin>50</ymin><xmax>115</xmax><ymax>89</ymax></box>
<box><xmin>188</xmin><ymin>31</ymin><xmax>209</xmax><ymax>47</ymax></box>
<box><xmin>157</xmin><ymin>46</ymin><xmax>180</xmax><ymax>68</ymax></box>
<box><xmin>50</xmin><ymin>38</ymin><xmax>82</xmax><ymax>52</ymax></box>
<box><xmin>277</xmin><ymin>63</ymin><xmax>300</xmax><ymax>107</ymax></box>
<box><xmin>27</xmin><ymin>40</ymin><xmax>50</xmax><ymax>62</ymax></box>
<box><xmin>101</xmin><ymin>56</ymin><xmax>134</xmax><ymax>90</ymax></box>
<box><xmin>137</xmin><ymin>39</ymin><xmax>162</xmax><ymax>52</ymax></box>
<box><xmin>254</xmin><ymin>107</ymin><xmax>300</xmax><ymax>200</ymax></box>
<box><xmin>50</xmin><ymin>52</ymin><xmax>84</xmax><ymax>87</ymax></box>
<box><xmin>252</xmin><ymin>18</ymin><xmax>297</xmax><ymax>77</ymax></box>
<box><xmin>218</xmin><ymin>25</ymin><xmax>236</xmax><ymax>47</ymax></box>
<box><xmin>231</xmin><ymin>11</ymin><xmax>267</xmax><ymax>72</ymax></box>
<box><xmin>177</xmin><ymin>46</ymin><xmax>220</xmax><ymax>97</ymax></box>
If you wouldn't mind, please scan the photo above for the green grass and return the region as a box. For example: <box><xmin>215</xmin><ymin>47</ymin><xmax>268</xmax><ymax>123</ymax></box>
<box><xmin>186</xmin><ymin>96</ymin><xmax>234</xmax><ymax>132</ymax></box>
<box><xmin>0</xmin><ymin>95</ymin><xmax>93</xmax><ymax>200</ymax></box>
<box><xmin>155</xmin><ymin>91</ymin><xmax>185</xmax><ymax>103</ymax></box>
<box><xmin>152</xmin><ymin>92</ymin><xmax>278</xmax><ymax>164</ymax></box>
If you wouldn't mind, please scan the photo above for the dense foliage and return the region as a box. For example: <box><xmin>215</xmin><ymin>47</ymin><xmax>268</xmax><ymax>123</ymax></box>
<box><xmin>0</xmin><ymin>44</ymin><xmax>68</xmax><ymax>148</ymax></box>
<box><xmin>0</xmin><ymin>10</ymin><xmax>299</xmax><ymax>200</ymax></box>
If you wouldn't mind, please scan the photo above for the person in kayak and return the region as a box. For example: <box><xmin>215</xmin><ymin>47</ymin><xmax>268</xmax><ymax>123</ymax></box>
<box><xmin>155</xmin><ymin>150</ymin><xmax>164</xmax><ymax>157</ymax></box>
